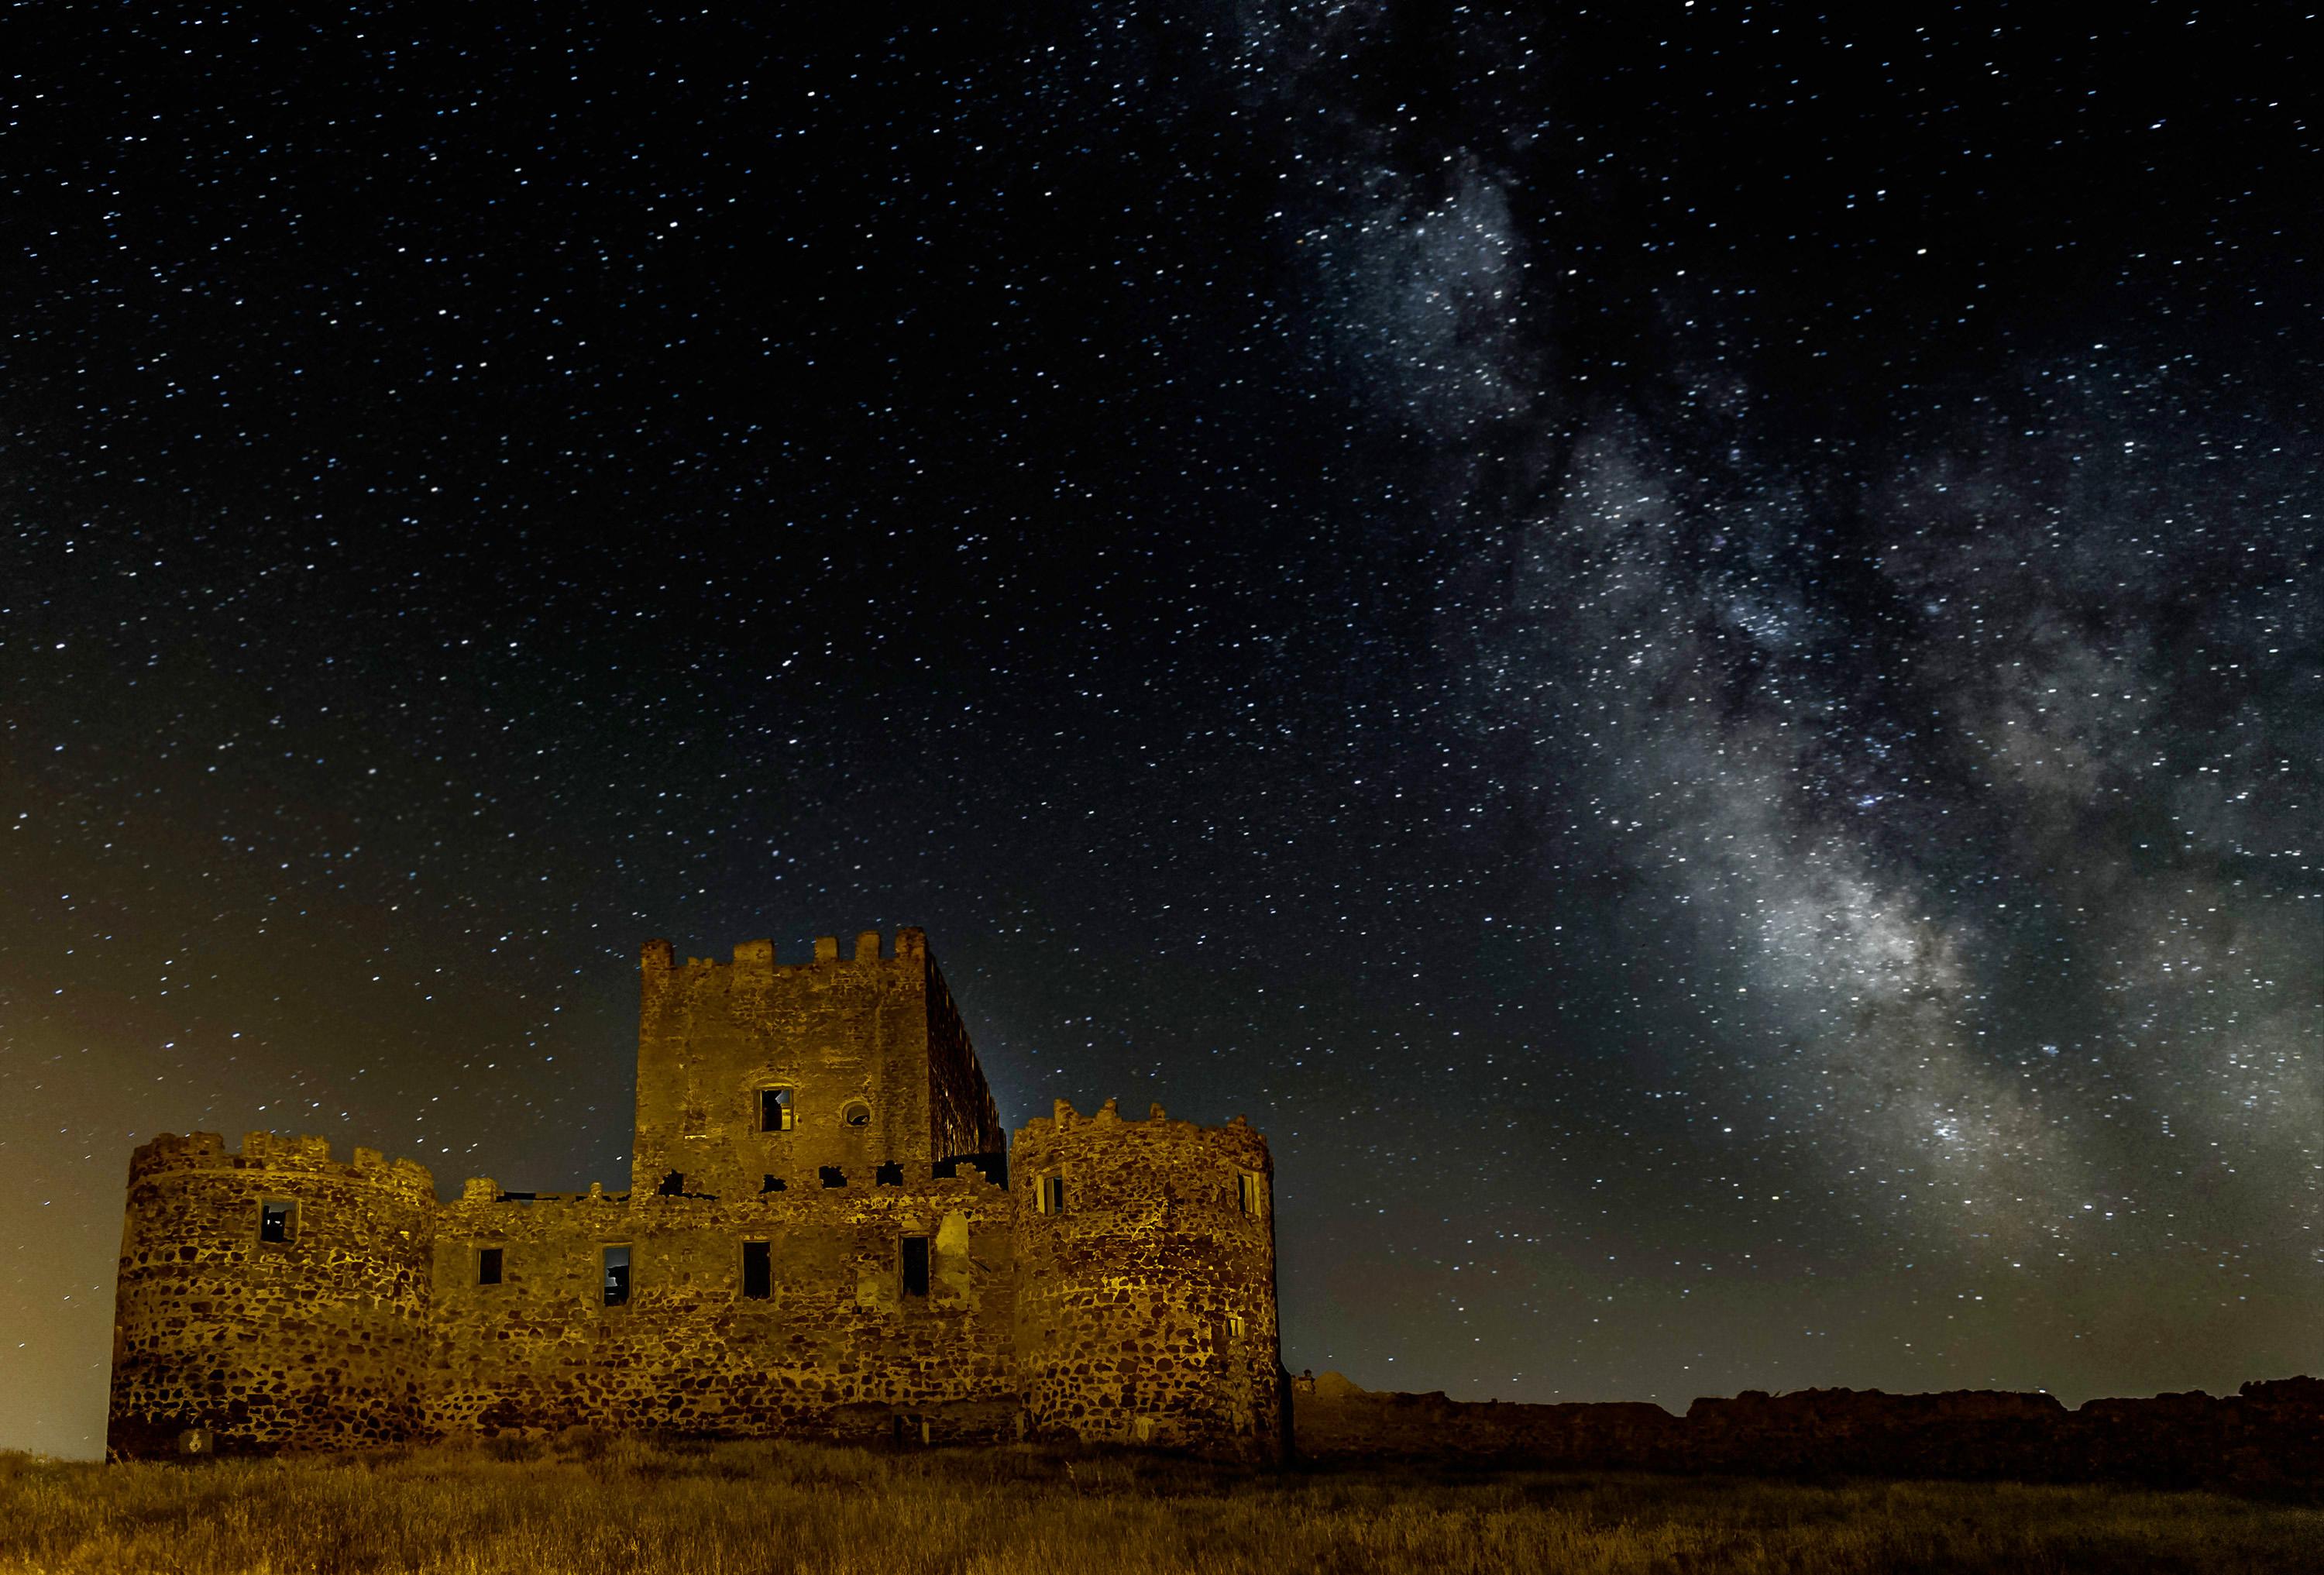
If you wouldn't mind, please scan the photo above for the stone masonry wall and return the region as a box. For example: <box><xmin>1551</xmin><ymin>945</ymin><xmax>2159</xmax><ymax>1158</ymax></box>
<box><xmin>427</xmin><ymin>1164</ymin><xmax>1018</xmax><ymax>1443</ymax></box>
<box><xmin>631</xmin><ymin>930</ymin><xmax>947</xmax><ymax>1201</ymax></box>
<box><xmin>108</xmin><ymin>1132</ymin><xmax>435</xmax><ymax>1457</ymax></box>
<box><xmin>1011</xmin><ymin>1099</ymin><xmax>1284</xmax><ymax>1463</ymax></box>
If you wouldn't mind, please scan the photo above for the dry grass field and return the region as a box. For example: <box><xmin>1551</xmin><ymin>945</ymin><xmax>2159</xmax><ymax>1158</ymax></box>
<box><xmin>2</xmin><ymin>1436</ymin><xmax>2320</xmax><ymax>1574</ymax></box>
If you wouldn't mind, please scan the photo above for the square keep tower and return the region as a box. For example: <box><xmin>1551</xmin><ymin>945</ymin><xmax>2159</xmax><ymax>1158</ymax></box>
<box><xmin>630</xmin><ymin>928</ymin><xmax>1002</xmax><ymax>1198</ymax></box>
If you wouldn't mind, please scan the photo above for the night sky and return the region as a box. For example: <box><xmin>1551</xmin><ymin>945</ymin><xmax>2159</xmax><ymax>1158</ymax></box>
<box><xmin>5</xmin><ymin>6</ymin><xmax>2320</xmax><ymax>1459</ymax></box>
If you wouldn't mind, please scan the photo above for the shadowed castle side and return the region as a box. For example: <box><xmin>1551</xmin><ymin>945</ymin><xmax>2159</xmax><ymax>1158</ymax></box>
<box><xmin>108</xmin><ymin>928</ymin><xmax>1284</xmax><ymax>1461</ymax></box>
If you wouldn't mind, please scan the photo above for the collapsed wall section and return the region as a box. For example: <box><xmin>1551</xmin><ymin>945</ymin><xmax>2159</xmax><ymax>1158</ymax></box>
<box><xmin>108</xmin><ymin>1132</ymin><xmax>435</xmax><ymax>1457</ymax></box>
<box><xmin>1011</xmin><ymin>1099</ymin><xmax>1284</xmax><ymax>1463</ymax></box>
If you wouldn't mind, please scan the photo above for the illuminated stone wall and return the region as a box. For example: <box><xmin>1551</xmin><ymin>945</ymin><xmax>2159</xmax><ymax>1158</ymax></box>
<box><xmin>1011</xmin><ymin>1099</ymin><xmax>1285</xmax><ymax>1463</ymax></box>
<box><xmin>107</xmin><ymin>1132</ymin><xmax>435</xmax><ymax>1456</ymax></box>
<box><xmin>107</xmin><ymin>929</ymin><xmax>1281</xmax><ymax>1462</ymax></box>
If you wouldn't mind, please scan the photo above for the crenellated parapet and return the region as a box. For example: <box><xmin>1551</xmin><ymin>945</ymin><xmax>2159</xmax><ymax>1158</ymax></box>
<box><xmin>125</xmin><ymin>1130</ymin><xmax>435</xmax><ymax>1201</ymax></box>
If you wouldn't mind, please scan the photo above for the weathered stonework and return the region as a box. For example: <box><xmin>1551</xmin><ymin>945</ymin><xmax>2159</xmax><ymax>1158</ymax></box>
<box><xmin>108</xmin><ymin>928</ymin><xmax>1284</xmax><ymax>1463</ymax></box>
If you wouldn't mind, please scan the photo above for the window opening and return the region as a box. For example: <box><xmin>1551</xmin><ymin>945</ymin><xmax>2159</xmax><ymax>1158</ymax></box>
<box><xmin>497</xmin><ymin>1191</ymin><xmax>537</xmax><ymax>1204</ymax></box>
<box><xmin>841</xmin><ymin>1099</ymin><xmax>871</xmax><ymax>1127</ymax></box>
<box><xmin>760</xmin><ymin>1088</ymin><xmax>794</xmax><ymax>1133</ymax></box>
<box><xmin>761</xmin><ymin>1174</ymin><xmax>786</xmax><ymax>1193</ymax></box>
<box><xmin>741</xmin><ymin>1240</ymin><xmax>772</xmax><ymax>1300</ymax></box>
<box><xmin>901</xmin><ymin>1235</ymin><xmax>930</xmax><ymax>1298</ymax></box>
<box><xmin>1227</xmin><ymin>1312</ymin><xmax>1246</xmax><ymax>1339</ymax></box>
<box><xmin>477</xmin><ymin>1247</ymin><xmax>504</xmax><ymax>1286</ymax></box>
<box><xmin>1237</xmin><ymin>1172</ymin><xmax>1264</xmax><ymax>1217</ymax></box>
<box><xmin>1038</xmin><ymin>1174</ymin><xmax>1066</xmax><ymax>1216</ymax></box>
<box><xmin>258</xmin><ymin>1199</ymin><xmax>293</xmax><ymax>1243</ymax></box>
<box><xmin>875</xmin><ymin>1161</ymin><xmax>903</xmax><ymax>1186</ymax></box>
<box><xmin>819</xmin><ymin>1165</ymin><xmax>847</xmax><ymax>1189</ymax></box>
<box><xmin>657</xmin><ymin>1170</ymin><xmax>686</xmax><ymax>1197</ymax></box>
<box><xmin>601</xmin><ymin>1245</ymin><xmax>631</xmax><ymax>1307</ymax></box>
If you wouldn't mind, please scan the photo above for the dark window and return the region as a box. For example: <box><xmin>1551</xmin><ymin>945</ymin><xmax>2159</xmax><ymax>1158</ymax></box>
<box><xmin>258</xmin><ymin>1200</ymin><xmax>292</xmax><ymax>1243</ymax></box>
<box><xmin>477</xmin><ymin>1247</ymin><xmax>504</xmax><ymax>1285</ymax></box>
<box><xmin>761</xmin><ymin>1174</ymin><xmax>786</xmax><ymax>1194</ymax></box>
<box><xmin>741</xmin><ymin>1241</ymin><xmax>771</xmax><ymax>1300</ymax></box>
<box><xmin>657</xmin><ymin>1170</ymin><xmax>686</xmax><ymax>1197</ymax></box>
<box><xmin>1237</xmin><ymin>1172</ymin><xmax>1263</xmax><ymax>1217</ymax></box>
<box><xmin>901</xmin><ymin>1236</ymin><xmax>930</xmax><ymax>1298</ymax></box>
<box><xmin>760</xmin><ymin>1088</ymin><xmax>794</xmax><ymax>1132</ymax></box>
<box><xmin>602</xmin><ymin>1246</ymin><xmax>631</xmax><ymax>1306</ymax></box>
<box><xmin>819</xmin><ymin>1166</ymin><xmax>846</xmax><ymax>1189</ymax></box>
<box><xmin>841</xmin><ymin>1099</ymin><xmax>871</xmax><ymax>1127</ymax></box>
<box><xmin>875</xmin><ymin>1161</ymin><xmax>903</xmax><ymax>1186</ymax></box>
<box><xmin>1040</xmin><ymin>1175</ymin><xmax>1066</xmax><ymax>1215</ymax></box>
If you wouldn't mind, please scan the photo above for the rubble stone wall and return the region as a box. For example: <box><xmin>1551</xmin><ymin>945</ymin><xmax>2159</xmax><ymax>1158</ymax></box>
<box><xmin>108</xmin><ymin>1133</ymin><xmax>436</xmax><ymax>1456</ymax></box>
<box><xmin>1011</xmin><ymin>1099</ymin><xmax>1284</xmax><ymax>1463</ymax></box>
<box><xmin>425</xmin><ymin>1165</ymin><xmax>1017</xmax><ymax>1441</ymax></box>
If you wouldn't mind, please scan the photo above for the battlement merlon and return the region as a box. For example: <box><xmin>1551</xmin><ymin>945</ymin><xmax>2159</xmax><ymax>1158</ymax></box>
<box><xmin>125</xmin><ymin>1130</ymin><xmax>435</xmax><ymax>1197</ymax></box>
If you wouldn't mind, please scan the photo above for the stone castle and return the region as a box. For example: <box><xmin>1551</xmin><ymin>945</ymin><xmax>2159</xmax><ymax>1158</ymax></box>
<box><xmin>108</xmin><ymin>929</ymin><xmax>1284</xmax><ymax>1460</ymax></box>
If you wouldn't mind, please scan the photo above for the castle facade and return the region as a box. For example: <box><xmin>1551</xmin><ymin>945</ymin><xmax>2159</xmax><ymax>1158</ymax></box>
<box><xmin>107</xmin><ymin>929</ymin><xmax>1284</xmax><ymax>1460</ymax></box>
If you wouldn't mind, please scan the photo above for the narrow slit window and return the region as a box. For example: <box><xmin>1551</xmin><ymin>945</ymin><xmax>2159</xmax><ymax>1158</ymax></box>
<box><xmin>601</xmin><ymin>1245</ymin><xmax>631</xmax><ymax>1307</ymax></box>
<box><xmin>1039</xmin><ymin>1174</ymin><xmax>1066</xmax><ymax>1216</ymax></box>
<box><xmin>1236</xmin><ymin>1172</ymin><xmax>1265</xmax><ymax>1218</ymax></box>
<box><xmin>741</xmin><ymin>1240</ymin><xmax>772</xmax><ymax>1300</ymax></box>
<box><xmin>901</xmin><ymin>1235</ymin><xmax>930</xmax><ymax>1298</ymax></box>
<box><xmin>760</xmin><ymin>1087</ymin><xmax>795</xmax><ymax>1132</ymax></box>
<box><xmin>258</xmin><ymin>1199</ymin><xmax>294</xmax><ymax>1243</ymax></box>
<box><xmin>477</xmin><ymin>1247</ymin><xmax>504</xmax><ymax>1286</ymax></box>
<box><xmin>1227</xmin><ymin>1312</ymin><xmax>1246</xmax><ymax>1339</ymax></box>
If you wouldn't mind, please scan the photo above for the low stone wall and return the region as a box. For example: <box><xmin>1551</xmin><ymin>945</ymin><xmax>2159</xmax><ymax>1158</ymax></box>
<box><xmin>1290</xmin><ymin>1372</ymin><xmax>2324</xmax><ymax>1493</ymax></box>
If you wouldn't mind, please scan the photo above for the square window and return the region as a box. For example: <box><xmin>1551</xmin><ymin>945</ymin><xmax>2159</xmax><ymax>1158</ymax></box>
<box><xmin>258</xmin><ymin>1199</ymin><xmax>294</xmax><ymax>1243</ymax></box>
<box><xmin>901</xmin><ymin>1236</ymin><xmax>930</xmax><ymax>1298</ymax></box>
<box><xmin>602</xmin><ymin>1245</ymin><xmax>631</xmax><ymax>1307</ymax></box>
<box><xmin>741</xmin><ymin>1240</ymin><xmax>771</xmax><ymax>1300</ymax></box>
<box><xmin>760</xmin><ymin>1088</ymin><xmax>795</xmax><ymax>1133</ymax></box>
<box><xmin>477</xmin><ymin>1247</ymin><xmax>504</xmax><ymax>1286</ymax></box>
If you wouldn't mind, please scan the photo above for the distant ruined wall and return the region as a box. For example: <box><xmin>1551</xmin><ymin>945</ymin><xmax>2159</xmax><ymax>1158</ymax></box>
<box><xmin>1012</xmin><ymin>1099</ymin><xmax>1284</xmax><ymax>1463</ymax></box>
<box><xmin>108</xmin><ymin>1133</ymin><xmax>435</xmax><ymax>1456</ymax></box>
<box><xmin>427</xmin><ymin>1165</ymin><xmax>1018</xmax><ymax>1443</ymax></box>
<box><xmin>1291</xmin><ymin>1372</ymin><xmax>2324</xmax><ymax>1493</ymax></box>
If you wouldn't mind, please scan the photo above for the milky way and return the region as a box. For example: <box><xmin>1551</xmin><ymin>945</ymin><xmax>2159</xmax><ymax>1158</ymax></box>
<box><xmin>2</xmin><ymin>7</ymin><xmax>2318</xmax><ymax>1454</ymax></box>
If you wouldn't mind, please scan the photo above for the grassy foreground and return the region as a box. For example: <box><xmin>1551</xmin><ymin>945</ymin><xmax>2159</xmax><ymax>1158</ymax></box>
<box><xmin>3</xmin><ymin>1436</ymin><xmax>2321</xmax><ymax>1574</ymax></box>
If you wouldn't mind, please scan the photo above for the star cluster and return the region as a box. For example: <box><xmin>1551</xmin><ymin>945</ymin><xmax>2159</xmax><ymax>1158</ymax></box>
<box><xmin>2</xmin><ymin>5</ymin><xmax>2318</xmax><ymax>1456</ymax></box>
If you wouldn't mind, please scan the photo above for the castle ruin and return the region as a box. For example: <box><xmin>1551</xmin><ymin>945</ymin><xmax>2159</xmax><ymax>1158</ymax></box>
<box><xmin>108</xmin><ymin>929</ymin><xmax>1284</xmax><ymax>1460</ymax></box>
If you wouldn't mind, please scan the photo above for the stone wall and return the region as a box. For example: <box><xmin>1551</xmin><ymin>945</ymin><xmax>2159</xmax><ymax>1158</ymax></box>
<box><xmin>108</xmin><ymin>927</ymin><xmax>1281</xmax><ymax>1463</ymax></box>
<box><xmin>1011</xmin><ymin>1099</ymin><xmax>1284</xmax><ymax>1463</ymax></box>
<box><xmin>108</xmin><ymin>1133</ymin><xmax>436</xmax><ymax>1457</ymax></box>
<box><xmin>1291</xmin><ymin>1372</ymin><xmax>2324</xmax><ymax>1493</ymax></box>
<box><xmin>631</xmin><ymin>929</ymin><xmax>961</xmax><ymax>1199</ymax></box>
<box><xmin>427</xmin><ymin>1164</ymin><xmax>1017</xmax><ymax>1442</ymax></box>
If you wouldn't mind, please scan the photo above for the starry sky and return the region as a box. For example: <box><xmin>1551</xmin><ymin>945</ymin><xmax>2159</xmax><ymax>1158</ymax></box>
<box><xmin>4</xmin><ymin>6</ymin><xmax>2320</xmax><ymax>1458</ymax></box>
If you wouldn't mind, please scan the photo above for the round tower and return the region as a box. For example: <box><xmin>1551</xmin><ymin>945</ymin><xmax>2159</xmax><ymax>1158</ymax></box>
<box><xmin>1011</xmin><ymin>1099</ymin><xmax>1284</xmax><ymax>1462</ymax></box>
<box><xmin>108</xmin><ymin>1132</ymin><xmax>436</xmax><ymax>1457</ymax></box>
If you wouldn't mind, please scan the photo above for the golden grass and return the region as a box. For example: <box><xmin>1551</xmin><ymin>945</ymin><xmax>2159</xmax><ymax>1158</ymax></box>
<box><xmin>1</xmin><ymin>1438</ymin><xmax>2319</xmax><ymax>1574</ymax></box>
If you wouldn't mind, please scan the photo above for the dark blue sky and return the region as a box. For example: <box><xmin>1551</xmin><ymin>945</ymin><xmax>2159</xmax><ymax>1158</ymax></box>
<box><xmin>4</xmin><ymin>5</ymin><xmax>2319</xmax><ymax>1456</ymax></box>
